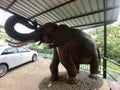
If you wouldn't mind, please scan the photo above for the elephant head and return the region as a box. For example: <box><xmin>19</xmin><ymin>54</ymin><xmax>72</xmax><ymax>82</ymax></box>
<box><xmin>45</xmin><ymin>25</ymin><xmax>74</xmax><ymax>48</ymax></box>
<box><xmin>38</xmin><ymin>22</ymin><xmax>57</xmax><ymax>45</ymax></box>
<box><xmin>36</xmin><ymin>23</ymin><xmax>73</xmax><ymax>48</ymax></box>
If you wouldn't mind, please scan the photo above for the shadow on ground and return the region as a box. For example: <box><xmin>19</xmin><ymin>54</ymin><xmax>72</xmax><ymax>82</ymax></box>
<box><xmin>39</xmin><ymin>71</ymin><xmax>103</xmax><ymax>90</ymax></box>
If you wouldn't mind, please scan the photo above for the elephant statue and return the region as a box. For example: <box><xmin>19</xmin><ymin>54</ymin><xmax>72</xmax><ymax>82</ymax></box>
<box><xmin>4</xmin><ymin>15</ymin><xmax>100</xmax><ymax>84</ymax></box>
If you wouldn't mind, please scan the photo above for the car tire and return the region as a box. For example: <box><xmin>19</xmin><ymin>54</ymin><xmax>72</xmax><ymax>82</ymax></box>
<box><xmin>32</xmin><ymin>54</ymin><xmax>37</xmax><ymax>62</ymax></box>
<box><xmin>0</xmin><ymin>64</ymin><xmax>8</xmax><ymax>77</ymax></box>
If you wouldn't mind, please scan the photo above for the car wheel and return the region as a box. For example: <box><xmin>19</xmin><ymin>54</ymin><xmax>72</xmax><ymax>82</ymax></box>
<box><xmin>0</xmin><ymin>64</ymin><xmax>8</xmax><ymax>77</ymax></box>
<box><xmin>32</xmin><ymin>54</ymin><xmax>37</xmax><ymax>62</ymax></box>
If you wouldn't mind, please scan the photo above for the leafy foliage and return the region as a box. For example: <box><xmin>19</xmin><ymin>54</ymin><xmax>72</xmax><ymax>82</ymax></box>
<box><xmin>29</xmin><ymin>43</ymin><xmax>52</xmax><ymax>54</ymax></box>
<box><xmin>0</xmin><ymin>28</ymin><xmax>9</xmax><ymax>40</ymax></box>
<box><xmin>88</xmin><ymin>24</ymin><xmax>120</xmax><ymax>63</ymax></box>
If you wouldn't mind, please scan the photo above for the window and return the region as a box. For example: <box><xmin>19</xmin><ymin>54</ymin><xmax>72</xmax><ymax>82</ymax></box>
<box><xmin>17</xmin><ymin>47</ymin><xmax>30</xmax><ymax>53</ymax></box>
<box><xmin>1</xmin><ymin>48</ymin><xmax>17</xmax><ymax>55</ymax></box>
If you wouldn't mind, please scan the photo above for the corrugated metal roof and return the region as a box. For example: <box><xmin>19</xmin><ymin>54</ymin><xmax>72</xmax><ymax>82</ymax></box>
<box><xmin>0</xmin><ymin>0</ymin><xmax>120</xmax><ymax>30</ymax></box>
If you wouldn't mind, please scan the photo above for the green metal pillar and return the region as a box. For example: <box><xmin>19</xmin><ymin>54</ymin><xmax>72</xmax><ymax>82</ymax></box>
<box><xmin>103</xmin><ymin>0</ymin><xmax>107</xmax><ymax>78</ymax></box>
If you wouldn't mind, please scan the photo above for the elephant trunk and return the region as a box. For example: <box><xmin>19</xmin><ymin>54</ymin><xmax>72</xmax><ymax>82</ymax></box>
<box><xmin>4</xmin><ymin>15</ymin><xmax>42</xmax><ymax>47</ymax></box>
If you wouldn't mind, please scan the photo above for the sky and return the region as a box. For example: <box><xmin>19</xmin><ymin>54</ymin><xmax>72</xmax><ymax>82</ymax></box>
<box><xmin>0</xmin><ymin>9</ymin><xmax>13</xmax><ymax>26</ymax></box>
<box><xmin>0</xmin><ymin>8</ymin><xmax>120</xmax><ymax>32</ymax></box>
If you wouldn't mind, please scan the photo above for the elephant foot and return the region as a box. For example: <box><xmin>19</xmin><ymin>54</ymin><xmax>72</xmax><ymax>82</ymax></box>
<box><xmin>50</xmin><ymin>75</ymin><xmax>59</xmax><ymax>81</ymax></box>
<box><xmin>66</xmin><ymin>75</ymin><xmax>79</xmax><ymax>84</ymax></box>
<box><xmin>88</xmin><ymin>74</ymin><xmax>98</xmax><ymax>80</ymax></box>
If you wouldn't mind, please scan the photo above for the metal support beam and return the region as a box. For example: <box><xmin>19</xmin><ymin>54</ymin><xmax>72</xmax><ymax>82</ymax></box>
<box><xmin>72</xmin><ymin>20</ymin><xmax>116</xmax><ymax>28</ymax></box>
<box><xmin>29</xmin><ymin>0</ymin><xmax>76</xmax><ymax>19</ymax></box>
<box><xmin>103</xmin><ymin>0</ymin><xmax>107</xmax><ymax>79</ymax></box>
<box><xmin>78</xmin><ymin>21</ymin><xmax>113</xmax><ymax>30</ymax></box>
<box><xmin>6</xmin><ymin>0</ymin><xmax>17</xmax><ymax>10</ymax></box>
<box><xmin>55</xmin><ymin>6</ymin><xmax>120</xmax><ymax>23</ymax></box>
<box><xmin>80</xmin><ymin>24</ymin><xmax>104</xmax><ymax>30</ymax></box>
<box><xmin>0</xmin><ymin>6</ymin><xmax>40</xmax><ymax>26</ymax></box>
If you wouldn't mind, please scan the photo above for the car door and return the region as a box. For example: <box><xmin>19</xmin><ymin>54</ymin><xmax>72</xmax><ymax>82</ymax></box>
<box><xmin>1</xmin><ymin>48</ymin><xmax>21</xmax><ymax>68</ymax></box>
<box><xmin>17</xmin><ymin>47</ymin><xmax>31</xmax><ymax>64</ymax></box>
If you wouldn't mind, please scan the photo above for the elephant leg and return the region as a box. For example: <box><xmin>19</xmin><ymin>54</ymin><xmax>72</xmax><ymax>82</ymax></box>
<box><xmin>89</xmin><ymin>51</ymin><xmax>99</xmax><ymax>79</ymax></box>
<box><xmin>61</xmin><ymin>59</ymin><xmax>78</xmax><ymax>84</ymax></box>
<box><xmin>75</xmin><ymin>63</ymin><xmax>80</xmax><ymax>73</ymax></box>
<box><xmin>49</xmin><ymin>48</ymin><xmax>60</xmax><ymax>81</ymax></box>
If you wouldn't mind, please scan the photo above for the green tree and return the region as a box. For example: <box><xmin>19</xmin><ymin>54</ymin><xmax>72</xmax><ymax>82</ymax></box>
<box><xmin>29</xmin><ymin>43</ymin><xmax>52</xmax><ymax>54</ymax></box>
<box><xmin>88</xmin><ymin>25</ymin><xmax>120</xmax><ymax>63</ymax></box>
<box><xmin>0</xmin><ymin>28</ymin><xmax>9</xmax><ymax>40</ymax></box>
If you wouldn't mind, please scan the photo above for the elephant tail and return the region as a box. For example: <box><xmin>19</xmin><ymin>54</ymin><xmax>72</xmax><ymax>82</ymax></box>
<box><xmin>97</xmin><ymin>46</ymin><xmax>100</xmax><ymax>61</ymax></box>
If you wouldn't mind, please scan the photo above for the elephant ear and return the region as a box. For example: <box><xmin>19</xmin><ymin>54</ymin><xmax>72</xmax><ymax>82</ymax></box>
<box><xmin>52</xmin><ymin>25</ymin><xmax>73</xmax><ymax>47</ymax></box>
<box><xmin>40</xmin><ymin>22</ymin><xmax>57</xmax><ymax>37</ymax></box>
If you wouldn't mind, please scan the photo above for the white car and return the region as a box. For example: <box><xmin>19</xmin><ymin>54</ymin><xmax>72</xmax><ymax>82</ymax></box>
<box><xmin>0</xmin><ymin>46</ymin><xmax>38</xmax><ymax>77</ymax></box>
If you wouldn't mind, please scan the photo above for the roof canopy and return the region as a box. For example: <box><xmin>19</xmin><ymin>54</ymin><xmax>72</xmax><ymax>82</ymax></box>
<box><xmin>0</xmin><ymin>0</ymin><xmax>120</xmax><ymax>30</ymax></box>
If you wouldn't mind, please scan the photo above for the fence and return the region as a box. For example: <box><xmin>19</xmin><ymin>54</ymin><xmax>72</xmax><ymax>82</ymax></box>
<box><xmin>38</xmin><ymin>53</ymin><xmax>120</xmax><ymax>81</ymax></box>
<box><xmin>79</xmin><ymin>57</ymin><xmax>120</xmax><ymax>82</ymax></box>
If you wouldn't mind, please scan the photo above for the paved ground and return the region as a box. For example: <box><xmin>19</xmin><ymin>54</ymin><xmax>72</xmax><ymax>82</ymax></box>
<box><xmin>0</xmin><ymin>57</ymin><xmax>65</xmax><ymax>90</ymax></box>
<box><xmin>0</xmin><ymin>57</ymin><xmax>109</xmax><ymax>90</ymax></box>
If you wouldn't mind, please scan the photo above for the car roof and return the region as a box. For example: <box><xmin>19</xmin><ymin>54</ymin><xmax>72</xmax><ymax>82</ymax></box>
<box><xmin>0</xmin><ymin>46</ymin><xmax>30</xmax><ymax>54</ymax></box>
<box><xmin>0</xmin><ymin>45</ymin><xmax>28</xmax><ymax>49</ymax></box>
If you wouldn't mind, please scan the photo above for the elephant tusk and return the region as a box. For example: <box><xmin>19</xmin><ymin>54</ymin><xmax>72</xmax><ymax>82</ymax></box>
<box><xmin>8</xmin><ymin>43</ymin><xmax>26</xmax><ymax>47</ymax></box>
<box><xmin>5</xmin><ymin>39</ymin><xmax>35</xmax><ymax>47</ymax></box>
